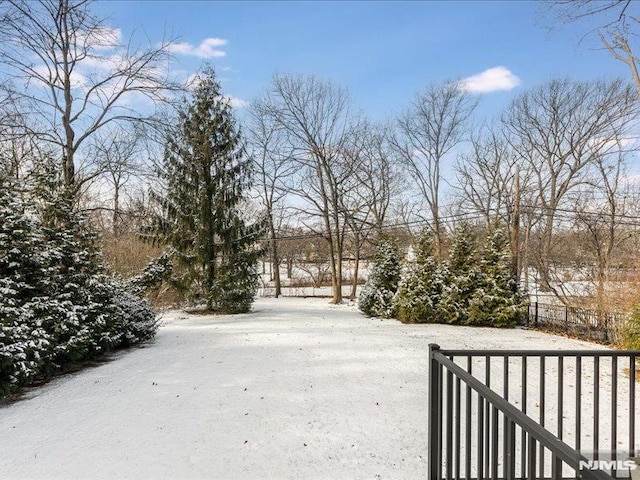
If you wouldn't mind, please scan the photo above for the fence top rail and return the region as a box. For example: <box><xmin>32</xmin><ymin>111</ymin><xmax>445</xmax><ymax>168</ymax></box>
<box><xmin>430</xmin><ymin>345</ymin><xmax>613</xmax><ymax>479</ymax></box>
<box><xmin>438</xmin><ymin>348</ymin><xmax>640</xmax><ymax>358</ymax></box>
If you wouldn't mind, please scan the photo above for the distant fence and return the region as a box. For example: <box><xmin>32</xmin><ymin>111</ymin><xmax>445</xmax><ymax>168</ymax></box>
<box><xmin>528</xmin><ymin>302</ymin><xmax>627</xmax><ymax>344</ymax></box>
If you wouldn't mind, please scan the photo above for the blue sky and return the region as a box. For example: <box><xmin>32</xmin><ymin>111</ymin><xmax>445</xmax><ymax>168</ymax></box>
<box><xmin>96</xmin><ymin>0</ymin><xmax>630</xmax><ymax>122</ymax></box>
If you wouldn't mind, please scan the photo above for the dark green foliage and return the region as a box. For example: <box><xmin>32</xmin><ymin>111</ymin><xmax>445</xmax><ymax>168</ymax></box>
<box><xmin>394</xmin><ymin>231</ymin><xmax>449</xmax><ymax>323</ymax></box>
<box><xmin>127</xmin><ymin>252</ymin><xmax>174</xmax><ymax>296</ymax></box>
<box><xmin>0</xmin><ymin>176</ymin><xmax>53</xmax><ymax>393</ymax></box>
<box><xmin>378</xmin><ymin>225</ymin><xmax>526</xmax><ymax>328</ymax></box>
<box><xmin>359</xmin><ymin>239</ymin><xmax>402</xmax><ymax>317</ymax></box>
<box><xmin>467</xmin><ymin>228</ymin><xmax>527</xmax><ymax>327</ymax></box>
<box><xmin>0</xmin><ymin>166</ymin><xmax>158</xmax><ymax>398</ymax></box>
<box><xmin>151</xmin><ymin>67</ymin><xmax>262</xmax><ymax>313</ymax></box>
<box><xmin>440</xmin><ymin>224</ymin><xmax>481</xmax><ymax>325</ymax></box>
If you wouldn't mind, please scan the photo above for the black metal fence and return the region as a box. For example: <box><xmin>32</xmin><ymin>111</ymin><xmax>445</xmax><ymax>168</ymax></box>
<box><xmin>527</xmin><ymin>303</ymin><xmax>627</xmax><ymax>344</ymax></box>
<box><xmin>428</xmin><ymin>344</ymin><xmax>640</xmax><ymax>479</ymax></box>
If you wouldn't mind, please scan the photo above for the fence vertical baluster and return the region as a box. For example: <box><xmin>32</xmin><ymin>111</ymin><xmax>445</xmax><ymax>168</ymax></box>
<box><xmin>527</xmin><ymin>436</ymin><xmax>537</xmax><ymax>480</ymax></box>
<box><xmin>576</xmin><ymin>355</ymin><xmax>582</xmax><ymax>453</ymax></box>
<box><xmin>551</xmin><ymin>452</ymin><xmax>562</xmax><ymax>480</ymax></box>
<box><xmin>446</xmin><ymin>367</ymin><xmax>454</xmax><ymax>480</ymax></box>
<box><xmin>503</xmin><ymin>355</ymin><xmax>509</xmax><ymax>479</ymax></box>
<box><xmin>522</xmin><ymin>356</ymin><xmax>528</xmax><ymax>479</ymax></box>
<box><xmin>466</xmin><ymin>357</ymin><xmax>472</xmax><ymax>480</ymax></box>
<box><xmin>558</xmin><ymin>356</ymin><xmax>564</xmax><ymax>441</ymax></box>
<box><xmin>540</xmin><ymin>355</ymin><xmax>546</xmax><ymax>476</ymax></box>
<box><xmin>594</xmin><ymin>356</ymin><xmax>600</xmax><ymax>461</ymax></box>
<box><xmin>455</xmin><ymin>375</ymin><xmax>461</xmax><ymax>480</ymax></box>
<box><xmin>485</xmin><ymin>356</ymin><xmax>491</xmax><ymax>476</ymax></box>
<box><xmin>630</xmin><ymin>355</ymin><xmax>636</xmax><ymax>461</ymax></box>
<box><xmin>428</xmin><ymin>344</ymin><xmax>442</xmax><ymax>480</ymax></box>
<box><xmin>505</xmin><ymin>419</ymin><xmax>516</xmax><ymax>480</ymax></box>
<box><xmin>478</xmin><ymin>395</ymin><xmax>484</xmax><ymax>480</ymax></box>
<box><xmin>491</xmin><ymin>405</ymin><xmax>499</xmax><ymax>480</ymax></box>
<box><xmin>611</xmin><ymin>355</ymin><xmax>618</xmax><ymax>480</ymax></box>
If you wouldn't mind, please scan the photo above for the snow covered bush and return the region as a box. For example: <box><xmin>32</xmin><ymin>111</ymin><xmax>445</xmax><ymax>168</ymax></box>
<box><xmin>394</xmin><ymin>233</ymin><xmax>449</xmax><ymax>323</ymax></box>
<box><xmin>0</xmin><ymin>171</ymin><xmax>158</xmax><ymax>398</ymax></box>
<box><xmin>467</xmin><ymin>229</ymin><xmax>527</xmax><ymax>327</ymax></box>
<box><xmin>0</xmin><ymin>183</ymin><xmax>53</xmax><ymax>392</ymax></box>
<box><xmin>440</xmin><ymin>224</ymin><xmax>480</xmax><ymax>325</ymax></box>
<box><xmin>127</xmin><ymin>252</ymin><xmax>173</xmax><ymax>296</ymax></box>
<box><xmin>391</xmin><ymin>226</ymin><xmax>525</xmax><ymax>328</ymax></box>
<box><xmin>359</xmin><ymin>239</ymin><xmax>401</xmax><ymax>317</ymax></box>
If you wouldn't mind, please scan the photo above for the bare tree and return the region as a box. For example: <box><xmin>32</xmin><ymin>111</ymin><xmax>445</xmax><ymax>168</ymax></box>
<box><xmin>546</xmin><ymin>1</ymin><xmax>640</xmax><ymax>96</ymax></box>
<box><xmin>259</xmin><ymin>74</ymin><xmax>356</xmax><ymax>304</ymax></box>
<box><xmin>342</xmin><ymin>121</ymin><xmax>404</xmax><ymax>299</ymax></box>
<box><xmin>246</xmin><ymin>96</ymin><xmax>297</xmax><ymax>298</ymax></box>
<box><xmin>503</xmin><ymin>78</ymin><xmax>638</xmax><ymax>300</ymax></box>
<box><xmin>0</xmin><ymin>0</ymin><xmax>181</xmax><ymax>189</ymax></box>
<box><xmin>572</xmin><ymin>140</ymin><xmax>639</xmax><ymax>316</ymax></box>
<box><xmin>455</xmin><ymin>125</ymin><xmax>524</xmax><ymax>229</ymax></box>
<box><xmin>87</xmin><ymin>126</ymin><xmax>145</xmax><ymax>237</ymax></box>
<box><xmin>391</xmin><ymin>80</ymin><xmax>477</xmax><ymax>258</ymax></box>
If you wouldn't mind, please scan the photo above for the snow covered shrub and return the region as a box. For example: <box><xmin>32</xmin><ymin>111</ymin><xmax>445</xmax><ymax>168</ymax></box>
<box><xmin>359</xmin><ymin>239</ymin><xmax>401</xmax><ymax>317</ymax></box>
<box><xmin>467</xmin><ymin>229</ymin><xmax>527</xmax><ymax>327</ymax></box>
<box><xmin>440</xmin><ymin>224</ymin><xmax>480</xmax><ymax>325</ymax></box>
<box><xmin>86</xmin><ymin>276</ymin><xmax>159</xmax><ymax>347</ymax></box>
<box><xmin>0</xmin><ymin>168</ymin><xmax>158</xmax><ymax>398</ymax></box>
<box><xmin>0</xmin><ymin>183</ymin><xmax>53</xmax><ymax>392</ymax></box>
<box><xmin>394</xmin><ymin>232</ymin><xmax>448</xmax><ymax>323</ymax></box>
<box><xmin>394</xmin><ymin>258</ymin><xmax>449</xmax><ymax>323</ymax></box>
<box><xmin>127</xmin><ymin>252</ymin><xmax>173</xmax><ymax>296</ymax></box>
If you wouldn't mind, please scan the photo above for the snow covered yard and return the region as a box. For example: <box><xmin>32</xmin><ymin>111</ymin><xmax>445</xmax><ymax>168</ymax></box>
<box><xmin>0</xmin><ymin>297</ymin><xmax>618</xmax><ymax>480</ymax></box>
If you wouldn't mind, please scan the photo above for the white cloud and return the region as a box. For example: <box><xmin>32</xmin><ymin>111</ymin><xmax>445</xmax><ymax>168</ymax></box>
<box><xmin>226</xmin><ymin>95</ymin><xmax>248</xmax><ymax>109</ymax></box>
<box><xmin>33</xmin><ymin>64</ymin><xmax>86</xmax><ymax>88</ymax></box>
<box><xmin>168</xmin><ymin>38</ymin><xmax>228</xmax><ymax>58</ymax></box>
<box><xmin>459</xmin><ymin>66</ymin><xmax>521</xmax><ymax>94</ymax></box>
<box><xmin>588</xmin><ymin>136</ymin><xmax>637</xmax><ymax>153</ymax></box>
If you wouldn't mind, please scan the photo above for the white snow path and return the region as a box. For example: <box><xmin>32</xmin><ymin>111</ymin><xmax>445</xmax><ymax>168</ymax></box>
<box><xmin>0</xmin><ymin>297</ymin><xmax>616</xmax><ymax>480</ymax></box>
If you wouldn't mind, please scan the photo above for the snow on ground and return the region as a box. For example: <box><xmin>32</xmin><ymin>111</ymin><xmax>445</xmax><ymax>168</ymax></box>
<box><xmin>0</xmin><ymin>297</ymin><xmax>626</xmax><ymax>480</ymax></box>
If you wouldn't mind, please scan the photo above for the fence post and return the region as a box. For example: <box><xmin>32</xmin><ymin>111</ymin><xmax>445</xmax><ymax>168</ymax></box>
<box><xmin>535</xmin><ymin>302</ymin><xmax>539</xmax><ymax>326</ymax></box>
<box><xmin>565</xmin><ymin>305</ymin><xmax>569</xmax><ymax>329</ymax></box>
<box><xmin>428</xmin><ymin>344</ymin><xmax>442</xmax><ymax>480</ymax></box>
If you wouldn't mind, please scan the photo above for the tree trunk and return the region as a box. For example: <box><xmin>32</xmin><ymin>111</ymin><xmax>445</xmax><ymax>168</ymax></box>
<box><xmin>351</xmin><ymin>248</ymin><xmax>360</xmax><ymax>300</ymax></box>
<box><xmin>113</xmin><ymin>184</ymin><xmax>120</xmax><ymax>237</ymax></box>
<box><xmin>269</xmin><ymin>215</ymin><xmax>281</xmax><ymax>298</ymax></box>
<box><xmin>596</xmin><ymin>258</ymin><xmax>607</xmax><ymax>327</ymax></box>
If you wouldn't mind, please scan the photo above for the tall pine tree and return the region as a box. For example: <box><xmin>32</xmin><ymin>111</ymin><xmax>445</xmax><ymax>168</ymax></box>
<box><xmin>441</xmin><ymin>223</ymin><xmax>480</xmax><ymax>325</ymax></box>
<box><xmin>358</xmin><ymin>238</ymin><xmax>401</xmax><ymax>318</ymax></box>
<box><xmin>394</xmin><ymin>230</ymin><xmax>449</xmax><ymax>323</ymax></box>
<box><xmin>152</xmin><ymin>68</ymin><xmax>261</xmax><ymax>313</ymax></box>
<box><xmin>467</xmin><ymin>228</ymin><xmax>527</xmax><ymax>327</ymax></box>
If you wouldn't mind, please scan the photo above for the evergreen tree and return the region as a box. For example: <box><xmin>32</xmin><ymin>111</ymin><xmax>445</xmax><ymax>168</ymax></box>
<box><xmin>152</xmin><ymin>68</ymin><xmax>261</xmax><ymax>313</ymax></box>
<box><xmin>467</xmin><ymin>228</ymin><xmax>527</xmax><ymax>327</ymax></box>
<box><xmin>358</xmin><ymin>238</ymin><xmax>402</xmax><ymax>317</ymax></box>
<box><xmin>0</xmin><ymin>162</ymin><xmax>158</xmax><ymax>397</ymax></box>
<box><xmin>440</xmin><ymin>224</ymin><xmax>480</xmax><ymax>325</ymax></box>
<box><xmin>394</xmin><ymin>231</ymin><xmax>449</xmax><ymax>323</ymax></box>
<box><xmin>0</xmin><ymin>175</ymin><xmax>52</xmax><ymax>392</ymax></box>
